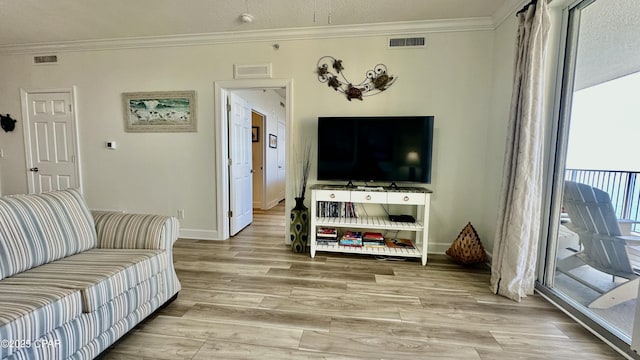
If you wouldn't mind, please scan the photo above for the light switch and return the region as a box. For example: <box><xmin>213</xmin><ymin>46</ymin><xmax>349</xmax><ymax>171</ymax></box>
<box><xmin>106</xmin><ymin>141</ymin><xmax>117</xmax><ymax>150</ymax></box>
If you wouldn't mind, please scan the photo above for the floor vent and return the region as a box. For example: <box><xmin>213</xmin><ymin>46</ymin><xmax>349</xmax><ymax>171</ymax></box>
<box><xmin>33</xmin><ymin>55</ymin><xmax>58</xmax><ymax>64</ymax></box>
<box><xmin>388</xmin><ymin>37</ymin><xmax>426</xmax><ymax>49</ymax></box>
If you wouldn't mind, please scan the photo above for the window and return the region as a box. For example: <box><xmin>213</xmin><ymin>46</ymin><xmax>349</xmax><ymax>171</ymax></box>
<box><xmin>538</xmin><ymin>0</ymin><xmax>640</xmax><ymax>355</ymax></box>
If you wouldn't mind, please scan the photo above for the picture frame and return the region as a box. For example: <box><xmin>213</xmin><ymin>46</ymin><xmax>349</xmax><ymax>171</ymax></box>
<box><xmin>252</xmin><ymin>126</ymin><xmax>259</xmax><ymax>142</ymax></box>
<box><xmin>123</xmin><ymin>90</ymin><xmax>196</xmax><ymax>132</ymax></box>
<box><xmin>269</xmin><ymin>134</ymin><xmax>277</xmax><ymax>148</ymax></box>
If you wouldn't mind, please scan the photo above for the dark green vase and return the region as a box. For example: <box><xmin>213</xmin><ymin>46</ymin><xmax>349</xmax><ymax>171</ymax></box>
<box><xmin>290</xmin><ymin>197</ymin><xmax>309</xmax><ymax>253</ymax></box>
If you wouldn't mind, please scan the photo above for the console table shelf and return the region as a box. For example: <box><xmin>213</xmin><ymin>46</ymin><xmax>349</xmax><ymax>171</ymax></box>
<box><xmin>310</xmin><ymin>185</ymin><xmax>431</xmax><ymax>265</ymax></box>
<box><xmin>314</xmin><ymin>244</ymin><xmax>423</xmax><ymax>258</ymax></box>
<box><xmin>315</xmin><ymin>216</ymin><xmax>424</xmax><ymax>231</ymax></box>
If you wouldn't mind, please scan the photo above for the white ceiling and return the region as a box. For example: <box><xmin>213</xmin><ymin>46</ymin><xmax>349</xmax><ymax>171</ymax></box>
<box><xmin>0</xmin><ymin>0</ymin><xmax>514</xmax><ymax>47</ymax></box>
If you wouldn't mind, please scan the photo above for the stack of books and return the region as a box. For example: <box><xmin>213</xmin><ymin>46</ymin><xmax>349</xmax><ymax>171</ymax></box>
<box><xmin>316</xmin><ymin>227</ymin><xmax>338</xmax><ymax>246</ymax></box>
<box><xmin>339</xmin><ymin>231</ymin><xmax>363</xmax><ymax>247</ymax></box>
<box><xmin>363</xmin><ymin>232</ymin><xmax>385</xmax><ymax>248</ymax></box>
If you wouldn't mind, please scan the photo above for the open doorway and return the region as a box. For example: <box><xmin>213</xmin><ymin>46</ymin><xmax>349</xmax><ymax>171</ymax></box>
<box><xmin>214</xmin><ymin>79</ymin><xmax>292</xmax><ymax>242</ymax></box>
<box><xmin>252</xmin><ymin>110</ymin><xmax>265</xmax><ymax>209</ymax></box>
<box><xmin>236</xmin><ymin>89</ymin><xmax>287</xmax><ymax>211</ymax></box>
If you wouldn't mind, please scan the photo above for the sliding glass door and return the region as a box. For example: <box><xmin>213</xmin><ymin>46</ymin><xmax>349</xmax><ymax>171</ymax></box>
<box><xmin>539</xmin><ymin>0</ymin><xmax>640</xmax><ymax>352</ymax></box>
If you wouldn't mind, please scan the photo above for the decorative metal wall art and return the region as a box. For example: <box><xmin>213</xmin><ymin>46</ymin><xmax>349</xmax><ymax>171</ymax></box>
<box><xmin>316</xmin><ymin>56</ymin><xmax>396</xmax><ymax>101</ymax></box>
<box><xmin>0</xmin><ymin>114</ymin><xmax>17</xmax><ymax>132</ymax></box>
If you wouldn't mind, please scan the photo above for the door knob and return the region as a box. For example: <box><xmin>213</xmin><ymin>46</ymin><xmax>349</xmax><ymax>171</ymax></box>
<box><xmin>29</xmin><ymin>167</ymin><xmax>39</xmax><ymax>172</ymax></box>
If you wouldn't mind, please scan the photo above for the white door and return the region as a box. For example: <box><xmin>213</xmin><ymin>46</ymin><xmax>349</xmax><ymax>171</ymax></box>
<box><xmin>277</xmin><ymin>120</ymin><xmax>286</xmax><ymax>200</ymax></box>
<box><xmin>228</xmin><ymin>93</ymin><xmax>253</xmax><ymax>235</ymax></box>
<box><xmin>22</xmin><ymin>90</ymin><xmax>80</xmax><ymax>193</ymax></box>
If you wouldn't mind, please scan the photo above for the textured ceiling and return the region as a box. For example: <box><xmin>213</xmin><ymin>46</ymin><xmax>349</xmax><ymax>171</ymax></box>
<box><xmin>0</xmin><ymin>0</ymin><xmax>510</xmax><ymax>46</ymax></box>
<box><xmin>575</xmin><ymin>0</ymin><xmax>640</xmax><ymax>90</ymax></box>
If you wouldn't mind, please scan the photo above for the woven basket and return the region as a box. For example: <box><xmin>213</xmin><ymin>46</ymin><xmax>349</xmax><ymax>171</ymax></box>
<box><xmin>446</xmin><ymin>222</ymin><xmax>488</xmax><ymax>264</ymax></box>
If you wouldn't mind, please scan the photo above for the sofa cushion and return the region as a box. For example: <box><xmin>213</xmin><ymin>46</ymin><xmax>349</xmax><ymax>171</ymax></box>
<box><xmin>2</xmin><ymin>249</ymin><xmax>167</xmax><ymax>313</ymax></box>
<box><xmin>0</xmin><ymin>189</ymin><xmax>97</xmax><ymax>280</ymax></box>
<box><xmin>4</xmin><ymin>275</ymin><xmax>165</xmax><ymax>360</ymax></box>
<box><xmin>0</xmin><ymin>285</ymin><xmax>82</xmax><ymax>359</ymax></box>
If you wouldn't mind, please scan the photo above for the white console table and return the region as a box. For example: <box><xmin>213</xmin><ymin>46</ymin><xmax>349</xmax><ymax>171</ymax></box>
<box><xmin>309</xmin><ymin>185</ymin><xmax>431</xmax><ymax>265</ymax></box>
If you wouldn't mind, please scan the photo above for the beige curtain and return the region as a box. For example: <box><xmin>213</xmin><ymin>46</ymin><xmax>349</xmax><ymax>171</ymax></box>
<box><xmin>490</xmin><ymin>0</ymin><xmax>551</xmax><ymax>301</ymax></box>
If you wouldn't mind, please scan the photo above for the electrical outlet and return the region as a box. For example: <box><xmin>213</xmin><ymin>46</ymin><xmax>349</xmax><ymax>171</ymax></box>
<box><xmin>177</xmin><ymin>209</ymin><xmax>185</xmax><ymax>219</ymax></box>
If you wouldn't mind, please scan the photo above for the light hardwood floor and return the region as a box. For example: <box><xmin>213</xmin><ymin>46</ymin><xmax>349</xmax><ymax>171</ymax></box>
<box><xmin>100</xmin><ymin>203</ymin><xmax>624</xmax><ymax>359</ymax></box>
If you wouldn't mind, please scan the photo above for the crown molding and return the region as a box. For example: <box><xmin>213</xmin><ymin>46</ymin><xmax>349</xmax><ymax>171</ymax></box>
<box><xmin>0</xmin><ymin>17</ymin><xmax>495</xmax><ymax>55</ymax></box>
<box><xmin>492</xmin><ymin>0</ymin><xmax>531</xmax><ymax>27</ymax></box>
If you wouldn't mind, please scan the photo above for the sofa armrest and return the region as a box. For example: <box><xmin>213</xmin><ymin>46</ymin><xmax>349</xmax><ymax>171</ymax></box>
<box><xmin>92</xmin><ymin>211</ymin><xmax>179</xmax><ymax>250</ymax></box>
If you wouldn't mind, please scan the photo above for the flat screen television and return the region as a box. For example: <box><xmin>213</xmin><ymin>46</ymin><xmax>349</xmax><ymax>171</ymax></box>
<box><xmin>317</xmin><ymin>116</ymin><xmax>434</xmax><ymax>184</ymax></box>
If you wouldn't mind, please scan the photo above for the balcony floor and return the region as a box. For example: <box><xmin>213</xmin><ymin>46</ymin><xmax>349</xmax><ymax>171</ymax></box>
<box><xmin>555</xmin><ymin>232</ymin><xmax>636</xmax><ymax>337</ymax></box>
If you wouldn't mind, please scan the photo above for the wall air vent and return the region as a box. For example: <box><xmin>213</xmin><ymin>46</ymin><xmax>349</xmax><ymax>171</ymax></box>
<box><xmin>233</xmin><ymin>63</ymin><xmax>272</xmax><ymax>79</ymax></box>
<box><xmin>388</xmin><ymin>37</ymin><xmax>426</xmax><ymax>49</ymax></box>
<box><xmin>33</xmin><ymin>55</ymin><xmax>58</xmax><ymax>64</ymax></box>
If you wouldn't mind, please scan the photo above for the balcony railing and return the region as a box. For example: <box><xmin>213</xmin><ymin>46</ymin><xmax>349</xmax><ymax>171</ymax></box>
<box><xmin>565</xmin><ymin>169</ymin><xmax>640</xmax><ymax>232</ymax></box>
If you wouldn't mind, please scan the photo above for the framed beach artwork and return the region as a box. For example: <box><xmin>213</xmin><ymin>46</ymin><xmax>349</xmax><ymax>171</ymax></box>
<box><xmin>123</xmin><ymin>91</ymin><xmax>197</xmax><ymax>132</ymax></box>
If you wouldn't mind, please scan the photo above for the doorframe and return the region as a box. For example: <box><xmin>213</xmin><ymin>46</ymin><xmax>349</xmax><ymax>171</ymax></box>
<box><xmin>20</xmin><ymin>86</ymin><xmax>83</xmax><ymax>194</ymax></box>
<box><xmin>214</xmin><ymin>79</ymin><xmax>293</xmax><ymax>241</ymax></box>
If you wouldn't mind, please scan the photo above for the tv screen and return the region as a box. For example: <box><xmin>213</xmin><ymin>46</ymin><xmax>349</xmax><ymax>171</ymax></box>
<box><xmin>317</xmin><ymin>116</ymin><xmax>434</xmax><ymax>184</ymax></box>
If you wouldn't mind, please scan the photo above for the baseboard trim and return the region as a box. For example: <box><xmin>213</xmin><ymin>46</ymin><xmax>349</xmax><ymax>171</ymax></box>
<box><xmin>428</xmin><ymin>241</ymin><xmax>453</xmax><ymax>254</ymax></box>
<box><xmin>179</xmin><ymin>228</ymin><xmax>221</xmax><ymax>240</ymax></box>
<box><xmin>265</xmin><ymin>198</ymin><xmax>282</xmax><ymax>210</ymax></box>
<box><xmin>428</xmin><ymin>242</ymin><xmax>493</xmax><ymax>262</ymax></box>
<box><xmin>173</xmin><ymin>234</ymin><xmax>493</xmax><ymax>259</ymax></box>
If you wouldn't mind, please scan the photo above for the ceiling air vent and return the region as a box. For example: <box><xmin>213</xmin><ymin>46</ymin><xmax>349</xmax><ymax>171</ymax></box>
<box><xmin>388</xmin><ymin>37</ymin><xmax>426</xmax><ymax>49</ymax></box>
<box><xmin>33</xmin><ymin>55</ymin><xmax>58</xmax><ymax>64</ymax></box>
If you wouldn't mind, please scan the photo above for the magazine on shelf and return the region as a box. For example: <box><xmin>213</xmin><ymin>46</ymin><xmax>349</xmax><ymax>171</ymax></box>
<box><xmin>384</xmin><ymin>238</ymin><xmax>415</xmax><ymax>249</ymax></box>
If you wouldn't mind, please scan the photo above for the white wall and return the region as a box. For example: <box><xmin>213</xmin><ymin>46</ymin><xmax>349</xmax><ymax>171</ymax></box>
<box><xmin>480</xmin><ymin>15</ymin><xmax>519</xmax><ymax>255</ymax></box>
<box><xmin>0</xmin><ymin>28</ymin><xmax>507</xmax><ymax>252</ymax></box>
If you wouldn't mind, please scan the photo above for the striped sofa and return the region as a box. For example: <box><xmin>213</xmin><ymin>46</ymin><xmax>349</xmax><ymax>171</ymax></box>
<box><xmin>0</xmin><ymin>189</ymin><xmax>181</xmax><ymax>359</ymax></box>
